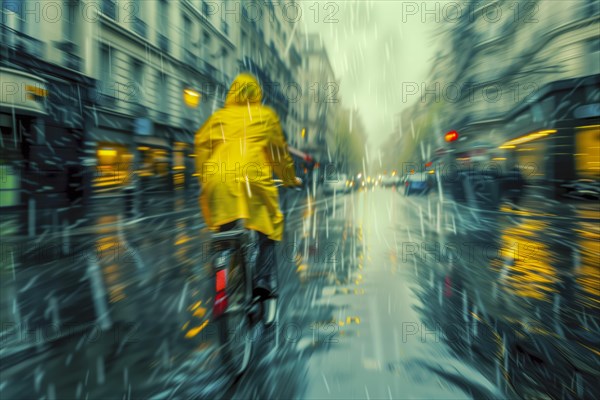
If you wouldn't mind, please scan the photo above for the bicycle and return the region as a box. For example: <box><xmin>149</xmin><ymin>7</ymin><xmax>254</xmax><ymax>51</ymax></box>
<box><xmin>210</xmin><ymin>178</ymin><xmax>302</xmax><ymax>377</ymax></box>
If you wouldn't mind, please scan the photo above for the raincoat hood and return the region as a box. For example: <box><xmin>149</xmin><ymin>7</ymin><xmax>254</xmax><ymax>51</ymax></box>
<box><xmin>224</xmin><ymin>73</ymin><xmax>263</xmax><ymax>106</ymax></box>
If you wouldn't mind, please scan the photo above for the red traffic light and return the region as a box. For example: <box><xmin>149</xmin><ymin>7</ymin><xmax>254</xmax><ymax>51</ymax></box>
<box><xmin>445</xmin><ymin>130</ymin><xmax>459</xmax><ymax>142</ymax></box>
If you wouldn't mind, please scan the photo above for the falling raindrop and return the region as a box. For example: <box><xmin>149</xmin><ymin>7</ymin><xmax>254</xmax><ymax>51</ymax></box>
<box><xmin>436</xmin><ymin>202</ymin><xmax>441</xmax><ymax>234</ymax></box>
<box><xmin>87</xmin><ymin>258</ymin><xmax>111</xmax><ymax>330</ymax></box>
<box><xmin>575</xmin><ymin>372</ymin><xmax>584</xmax><ymax>398</ymax></box>
<box><xmin>429</xmin><ymin>269</ymin><xmax>434</xmax><ymax>288</ymax></box>
<box><xmin>427</xmin><ymin>197</ymin><xmax>432</xmax><ymax>222</ymax></box>
<box><xmin>572</xmin><ymin>246</ymin><xmax>581</xmax><ymax>271</ymax></box>
<box><xmin>462</xmin><ymin>290</ymin><xmax>468</xmax><ymax>322</ymax></box>
<box><xmin>418</xmin><ymin>206</ymin><xmax>424</xmax><ymax>238</ymax></box>
<box><xmin>97</xmin><ymin>356</ymin><xmax>105</xmax><ymax>385</ymax></box>
<box><xmin>34</xmin><ymin>366</ymin><xmax>44</xmax><ymax>392</ymax></box>
<box><xmin>47</xmin><ymin>384</ymin><xmax>56</xmax><ymax>400</ymax></box>
<box><xmin>333</xmin><ymin>188</ymin><xmax>337</xmax><ymax>218</ymax></box>
<box><xmin>472</xmin><ymin>305</ymin><xmax>478</xmax><ymax>337</ymax></box>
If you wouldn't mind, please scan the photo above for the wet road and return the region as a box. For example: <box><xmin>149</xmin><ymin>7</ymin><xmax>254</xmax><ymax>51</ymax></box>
<box><xmin>1</xmin><ymin>187</ymin><xmax>599</xmax><ymax>399</ymax></box>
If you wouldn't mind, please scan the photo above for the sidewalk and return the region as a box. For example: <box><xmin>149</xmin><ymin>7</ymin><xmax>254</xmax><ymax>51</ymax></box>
<box><xmin>500</xmin><ymin>188</ymin><xmax>600</xmax><ymax>221</ymax></box>
<box><xmin>434</xmin><ymin>184</ymin><xmax>600</xmax><ymax>222</ymax></box>
<box><xmin>1</xmin><ymin>189</ymin><xmax>201</xmax><ymax>242</ymax></box>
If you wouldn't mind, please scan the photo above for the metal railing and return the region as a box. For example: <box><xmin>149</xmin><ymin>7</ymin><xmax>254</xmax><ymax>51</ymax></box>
<box><xmin>155</xmin><ymin>110</ymin><xmax>170</xmax><ymax>125</ymax></box>
<box><xmin>184</xmin><ymin>49</ymin><xmax>197</xmax><ymax>65</ymax></box>
<box><xmin>63</xmin><ymin>52</ymin><xmax>81</xmax><ymax>71</ymax></box>
<box><xmin>158</xmin><ymin>33</ymin><xmax>169</xmax><ymax>53</ymax></box>
<box><xmin>0</xmin><ymin>24</ymin><xmax>45</xmax><ymax>58</ymax></box>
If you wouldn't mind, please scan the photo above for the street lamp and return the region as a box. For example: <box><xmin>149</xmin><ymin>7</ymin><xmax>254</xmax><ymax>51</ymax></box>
<box><xmin>183</xmin><ymin>88</ymin><xmax>201</xmax><ymax>108</ymax></box>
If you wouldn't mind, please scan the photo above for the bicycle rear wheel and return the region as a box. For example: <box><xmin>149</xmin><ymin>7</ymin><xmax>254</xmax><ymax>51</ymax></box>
<box><xmin>212</xmin><ymin>247</ymin><xmax>253</xmax><ymax>376</ymax></box>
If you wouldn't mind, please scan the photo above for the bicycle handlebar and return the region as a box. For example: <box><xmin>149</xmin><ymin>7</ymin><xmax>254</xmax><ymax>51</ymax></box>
<box><xmin>273</xmin><ymin>178</ymin><xmax>304</xmax><ymax>190</ymax></box>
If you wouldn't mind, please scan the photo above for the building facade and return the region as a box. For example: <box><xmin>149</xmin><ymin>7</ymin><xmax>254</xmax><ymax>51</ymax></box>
<box><xmin>1</xmin><ymin>0</ymin><xmax>343</xmax><ymax>226</ymax></box>
<box><xmin>300</xmin><ymin>33</ymin><xmax>338</xmax><ymax>174</ymax></box>
<box><xmin>395</xmin><ymin>0</ymin><xmax>600</xmax><ymax>195</ymax></box>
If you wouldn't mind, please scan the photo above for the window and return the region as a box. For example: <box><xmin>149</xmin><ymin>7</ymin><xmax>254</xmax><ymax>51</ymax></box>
<box><xmin>203</xmin><ymin>31</ymin><xmax>211</xmax><ymax>58</ymax></box>
<box><xmin>132</xmin><ymin>0</ymin><xmax>146</xmax><ymax>36</ymax></box>
<box><xmin>219</xmin><ymin>47</ymin><xmax>228</xmax><ymax>78</ymax></box>
<box><xmin>100</xmin><ymin>46</ymin><xmax>112</xmax><ymax>94</ymax></box>
<box><xmin>63</xmin><ymin>2</ymin><xmax>76</xmax><ymax>42</ymax></box>
<box><xmin>102</xmin><ymin>0</ymin><xmax>117</xmax><ymax>19</ymax></box>
<box><xmin>587</xmin><ymin>38</ymin><xmax>600</xmax><ymax>74</ymax></box>
<box><xmin>159</xmin><ymin>73</ymin><xmax>168</xmax><ymax>111</ymax></box>
<box><xmin>157</xmin><ymin>0</ymin><xmax>167</xmax><ymax>34</ymax></box>
<box><xmin>132</xmin><ymin>59</ymin><xmax>144</xmax><ymax>103</ymax></box>
<box><xmin>4</xmin><ymin>0</ymin><xmax>26</xmax><ymax>32</ymax></box>
<box><xmin>183</xmin><ymin>15</ymin><xmax>191</xmax><ymax>49</ymax></box>
<box><xmin>221</xmin><ymin>20</ymin><xmax>228</xmax><ymax>35</ymax></box>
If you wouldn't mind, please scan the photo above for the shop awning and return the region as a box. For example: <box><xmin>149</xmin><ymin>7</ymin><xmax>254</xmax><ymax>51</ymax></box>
<box><xmin>0</xmin><ymin>67</ymin><xmax>48</xmax><ymax>116</ymax></box>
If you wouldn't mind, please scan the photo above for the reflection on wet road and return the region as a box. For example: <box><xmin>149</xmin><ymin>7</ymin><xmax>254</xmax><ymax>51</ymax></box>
<box><xmin>1</xmin><ymin>188</ymin><xmax>599</xmax><ymax>399</ymax></box>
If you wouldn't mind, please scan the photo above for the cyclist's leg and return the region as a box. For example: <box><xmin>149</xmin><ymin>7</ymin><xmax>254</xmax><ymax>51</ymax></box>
<box><xmin>254</xmin><ymin>231</ymin><xmax>277</xmax><ymax>298</ymax></box>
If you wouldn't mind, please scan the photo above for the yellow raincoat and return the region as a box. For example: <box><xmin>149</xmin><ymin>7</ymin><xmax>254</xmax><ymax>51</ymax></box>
<box><xmin>194</xmin><ymin>73</ymin><xmax>298</xmax><ymax>241</ymax></box>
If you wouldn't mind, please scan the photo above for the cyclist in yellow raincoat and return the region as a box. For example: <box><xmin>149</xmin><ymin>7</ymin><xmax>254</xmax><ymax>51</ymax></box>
<box><xmin>194</xmin><ymin>73</ymin><xmax>301</xmax><ymax>296</ymax></box>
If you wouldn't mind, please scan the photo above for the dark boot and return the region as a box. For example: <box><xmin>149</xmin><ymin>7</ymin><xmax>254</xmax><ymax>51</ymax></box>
<box><xmin>254</xmin><ymin>233</ymin><xmax>278</xmax><ymax>299</ymax></box>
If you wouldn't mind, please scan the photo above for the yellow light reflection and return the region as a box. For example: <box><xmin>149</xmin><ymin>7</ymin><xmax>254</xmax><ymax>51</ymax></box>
<box><xmin>499</xmin><ymin>219</ymin><xmax>558</xmax><ymax>301</ymax></box>
<box><xmin>185</xmin><ymin>319</ymin><xmax>209</xmax><ymax>339</ymax></box>
<box><xmin>499</xmin><ymin>129</ymin><xmax>557</xmax><ymax>148</ymax></box>
<box><xmin>98</xmin><ymin>149</ymin><xmax>117</xmax><ymax>157</ymax></box>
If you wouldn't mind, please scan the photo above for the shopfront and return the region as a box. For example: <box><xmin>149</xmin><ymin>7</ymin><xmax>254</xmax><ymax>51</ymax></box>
<box><xmin>172</xmin><ymin>142</ymin><xmax>189</xmax><ymax>190</ymax></box>
<box><xmin>137</xmin><ymin>145</ymin><xmax>171</xmax><ymax>192</ymax></box>
<box><xmin>94</xmin><ymin>144</ymin><xmax>134</xmax><ymax>192</ymax></box>
<box><xmin>87</xmin><ymin>110</ymin><xmax>138</xmax><ymax>196</ymax></box>
<box><xmin>0</xmin><ymin>67</ymin><xmax>48</xmax><ymax>208</ymax></box>
<box><xmin>172</xmin><ymin>128</ymin><xmax>196</xmax><ymax>192</ymax></box>
<box><xmin>501</xmin><ymin>73</ymin><xmax>600</xmax><ymax>196</ymax></box>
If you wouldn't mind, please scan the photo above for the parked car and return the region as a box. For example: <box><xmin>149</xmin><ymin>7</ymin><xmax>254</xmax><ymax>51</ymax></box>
<box><xmin>323</xmin><ymin>173</ymin><xmax>348</xmax><ymax>195</ymax></box>
<box><xmin>381</xmin><ymin>174</ymin><xmax>400</xmax><ymax>187</ymax></box>
<box><xmin>403</xmin><ymin>172</ymin><xmax>431</xmax><ymax>196</ymax></box>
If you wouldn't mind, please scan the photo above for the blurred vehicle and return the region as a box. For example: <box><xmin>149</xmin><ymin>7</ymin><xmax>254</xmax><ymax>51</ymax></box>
<box><xmin>344</xmin><ymin>176</ymin><xmax>355</xmax><ymax>192</ymax></box>
<box><xmin>403</xmin><ymin>172</ymin><xmax>431</xmax><ymax>196</ymax></box>
<box><xmin>381</xmin><ymin>174</ymin><xmax>398</xmax><ymax>187</ymax></box>
<box><xmin>323</xmin><ymin>173</ymin><xmax>348</xmax><ymax>195</ymax></box>
<box><xmin>352</xmin><ymin>173</ymin><xmax>364</xmax><ymax>190</ymax></box>
<box><xmin>438</xmin><ymin>74</ymin><xmax>600</xmax><ymax>208</ymax></box>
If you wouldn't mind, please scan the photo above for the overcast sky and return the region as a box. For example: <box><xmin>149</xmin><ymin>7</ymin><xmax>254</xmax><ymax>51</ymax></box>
<box><xmin>304</xmin><ymin>1</ymin><xmax>442</xmax><ymax>157</ymax></box>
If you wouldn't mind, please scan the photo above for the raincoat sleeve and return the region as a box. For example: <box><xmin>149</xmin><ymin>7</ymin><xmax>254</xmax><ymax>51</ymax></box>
<box><xmin>266</xmin><ymin>111</ymin><xmax>298</xmax><ymax>186</ymax></box>
<box><xmin>194</xmin><ymin>116</ymin><xmax>213</xmax><ymax>183</ymax></box>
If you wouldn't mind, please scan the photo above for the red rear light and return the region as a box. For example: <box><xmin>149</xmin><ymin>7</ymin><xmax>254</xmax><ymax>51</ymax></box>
<box><xmin>216</xmin><ymin>269</ymin><xmax>227</xmax><ymax>292</ymax></box>
<box><xmin>214</xmin><ymin>291</ymin><xmax>228</xmax><ymax>317</ymax></box>
<box><xmin>445</xmin><ymin>130</ymin><xmax>459</xmax><ymax>142</ymax></box>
